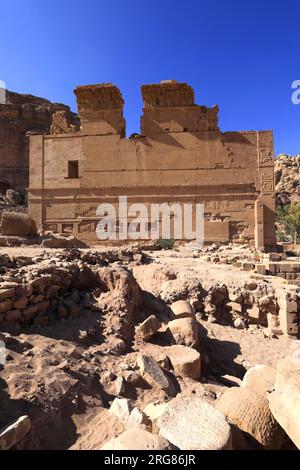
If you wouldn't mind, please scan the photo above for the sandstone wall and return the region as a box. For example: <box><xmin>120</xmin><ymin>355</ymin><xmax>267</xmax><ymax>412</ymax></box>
<box><xmin>0</xmin><ymin>90</ymin><xmax>78</xmax><ymax>192</ymax></box>
<box><xmin>28</xmin><ymin>81</ymin><xmax>276</xmax><ymax>248</ymax></box>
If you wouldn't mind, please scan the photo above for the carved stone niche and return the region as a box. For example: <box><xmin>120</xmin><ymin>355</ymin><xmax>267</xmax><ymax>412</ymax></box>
<box><xmin>74</xmin><ymin>83</ymin><xmax>126</xmax><ymax>136</ymax></box>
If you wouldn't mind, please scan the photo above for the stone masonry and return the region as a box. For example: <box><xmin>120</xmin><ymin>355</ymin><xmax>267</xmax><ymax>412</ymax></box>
<box><xmin>0</xmin><ymin>90</ymin><xmax>78</xmax><ymax>192</ymax></box>
<box><xmin>28</xmin><ymin>81</ymin><xmax>276</xmax><ymax>248</ymax></box>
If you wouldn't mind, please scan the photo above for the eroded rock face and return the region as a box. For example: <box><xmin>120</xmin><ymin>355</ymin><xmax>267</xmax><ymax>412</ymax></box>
<box><xmin>0</xmin><ymin>90</ymin><xmax>78</xmax><ymax>191</ymax></box>
<box><xmin>97</xmin><ymin>266</ymin><xmax>142</xmax><ymax>320</ymax></box>
<box><xmin>50</xmin><ymin>110</ymin><xmax>78</xmax><ymax>135</ymax></box>
<box><xmin>275</xmin><ymin>154</ymin><xmax>300</xmax><ymax>206</ymax></box>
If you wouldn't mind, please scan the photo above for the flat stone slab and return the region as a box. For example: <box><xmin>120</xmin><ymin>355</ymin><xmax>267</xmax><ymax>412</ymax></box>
<box><xmin>157</xmin><ymin>396</ymin><xmax>232</xmax><ymax>450</ymax></box>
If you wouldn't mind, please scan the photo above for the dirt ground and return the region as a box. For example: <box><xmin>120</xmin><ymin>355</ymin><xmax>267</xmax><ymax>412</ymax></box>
<box><xmin>0</xmin><ymin>245</ymin><xmax>297</xmax><ymax>450</ymax></box>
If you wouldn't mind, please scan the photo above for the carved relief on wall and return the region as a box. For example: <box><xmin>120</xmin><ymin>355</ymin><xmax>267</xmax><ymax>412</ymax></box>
<box><xmin>258</xmin><ymin>143</ymin><xmax>275</xmax><ymax>195</ymax></box>
<box><xmin>260</xmin><ymin>169</ymin><xmax>274</xmax><ymax>195</ymax></box>
<box><xmin>259</xmin><ymin>147</ymin><xmax>273</xmax><ymax>166</ymax></box>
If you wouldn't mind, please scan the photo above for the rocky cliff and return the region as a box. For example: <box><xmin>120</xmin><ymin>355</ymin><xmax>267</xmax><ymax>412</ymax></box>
<box><xmin>0</xmin><ymin>90</ymin><xmax>78</xmax><ymax>192</ymax></box>
<box><xmin>275</xmin><ymin>154</ymin><xmax>300</xmax><ymax>206</ymax></box>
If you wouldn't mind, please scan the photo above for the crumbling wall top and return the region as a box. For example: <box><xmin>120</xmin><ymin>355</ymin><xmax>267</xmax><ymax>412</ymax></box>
<box><xmin>141</xmin><ymin>80</ymin><xmax>195</xmax><ymax>108</ymax></box>
<box><xmin>74</xmin><ymin>83</ymin><xmax>124</xmax><ymax>122</ymax></box>
<box><xmin>73</xmin><ymin>83</ymin><xmax>125</xmax><ymax>135</ymax></box>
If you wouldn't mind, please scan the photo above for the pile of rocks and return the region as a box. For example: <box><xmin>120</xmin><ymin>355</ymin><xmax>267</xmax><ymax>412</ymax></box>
<box><xmin>0</xmin><ymin>189</ymin><xmax>23</xmax><ymax>208</ymax></box>
<box><xmin>0</xmin><ymin>249</ymin><xmax>144</xmax><ymax>334</ymax></box>
<box><xmin>275</xmin><ymin>154</ymin><xmax>300</xmax><ymax>206</ymax></box>
<box><xmin>100</xmin><ymin>350</ymin><xmax>300</xmax><ymax>450</ymax></box>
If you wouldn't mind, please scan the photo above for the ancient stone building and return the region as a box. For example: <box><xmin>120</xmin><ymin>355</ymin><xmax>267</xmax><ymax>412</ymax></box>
<box><xmin>28</xmin><ymin>81</ymin><xmax>276</xmax><ymax>248</ymax></box>
<box><xmin>0</xmin><ymin>90</ymin><xmax>78</xmax><ymax>192</ymax></box>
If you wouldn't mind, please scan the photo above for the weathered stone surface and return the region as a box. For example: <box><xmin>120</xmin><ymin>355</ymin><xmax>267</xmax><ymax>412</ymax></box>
<box><xmin>0</xmin><ymin>287</ymin><xmax>15</xmax><ymax>301</ymax></box>
<box><xmin>170</xmin><ymin>300</ymin><xmax>195</xmax><ymax>319</ymax></box>
<box><xmin>109</xmin><ymin>398</ymin><xmax>133</xmax><ymax>423</ymax></box>
<box><xmin>107</xmin><ymin>337</ymin><xmax>126</xmax><ymax>356</ymax></box>
<box><xmin>275</xmin><ymin>154</ymin><xmax>300</xmax><ymax>206</ymax></box>
<box><xmin>1</xmin><ymin>212</ymin><xmax>37</xmax><ymax>236</ymax></box>
<box><xmin>267</xmin><ymin>313</ymin><xmax>283</xmax><ymax>336</ymax></box>
<box><xmin>168</xmin><ymin>317</ymin><xmax>199</xmax><ymax>349</ymax></box>
<box><xmin>246</xmin><ymin>305</ymin><xmax>260</xmax><ymax>323</ymax></box>
<box><xmin>157</xmin><ymin>396</ymin><xmax>232</xmax><ymax>450</ymax></box>
<box><xmin>143</xmin><ymin>401</ymin><xmax>169</xmax><ymax>423</ymax></box>
<box><xmin>0</xmin><ymin>298</ymin><xmax>13</xmax><ymax>313</ymax></box>
<box><xmin>241</xmin><ymin>365</ymin><xmax>276</xmax><ymax>397</ymax></box>
<box><xmin>135</xmin><ymin>315</ymin><xmax>161</xmax><ymax>340</ymax></box>
<box><xmin>216</xmin><ymin>387</ymin><xmax>283</xmax><ymax>449</ymax></box>
<box><xmin>41</xmin><ymin>236</ymin><xmax>86</xmax><ymax>249</ymax></box>
<box><xmin>97</xmin><ymin>266</ymin><xmax>142</xmax><ymax>320</ymax></box>
<box><xmin>114</xmin><ymin>376</ymin><xmax>127</xmax><ymax>397</ymax></box>
<box><xmin>101</xmin><ymin>425</ymin><xmax>175</xmax><ymax>450</ymax></box>
<box><xmin>5</xmin><ymin>309</ymin><xmax>22</xmax><ymax>322</ymax></box>
<box><xmin>268</xmin><ymin>356</ymin><xmax>300</xmax><ymax>449</ymax></box>
<box><xmin>0</xmin><ymin>415</ymin><xmax>31</xmax><ymax>450</ymax></box>
<box><xmin>0</xmin><ymin>89</ymin><xmax>78</xmax><ymax>191</ymax></box>
<box><xmin>28</xmin><ymin>81</ymin><xmax>276</xmax><ymax>249</ymax></box>
<box><xmin>234</xmin><ymin>318</ymin><xmax>246</xmax><ymax>329</ymax></box>
<box><xmin>5</xmin><ymin>189</ymin><xmax>22</xmax><ymax>205</ymax></box>
<box><xmin>137</xmin><ymin>354</ymin><xmax>177</xmax><ymax>397</ymax></box>
<box><xmin>13</xmin><ymin>296</ymin><xmax>28</xmax><ymax>310</ymax></box>
<box><xmin>126</xmin><ymin>407</ymin><xmax>150</xmax><ymax>429</ymax></box>
<box><xmin>166</xmin><ymin>345</ymin><xmax>201</xmax><ymax>380</ymax></box>
<box><xmin>50</xmin><ymin>110</ymin><xmax>78</xmax><ymax>135</ymax></box>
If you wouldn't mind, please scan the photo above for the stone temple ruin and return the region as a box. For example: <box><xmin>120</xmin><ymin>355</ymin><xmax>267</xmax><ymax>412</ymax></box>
<box><xmin>0</xmin><ymin>90</ymin><xmax>78</xmax><ymax>192</ymax></box>
<box><xmin>28</xmin><ymin>80</ymin><xmax>276</xmax><ymax>248</ymax></box>
<box><xmin>1</xmin><ymin>82</ymin><xmax>300</xmax><ymax>452</ymax></box>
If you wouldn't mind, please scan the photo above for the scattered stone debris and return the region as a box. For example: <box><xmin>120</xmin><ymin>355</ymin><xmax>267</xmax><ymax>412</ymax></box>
<box><xmin>0</xmin><ymin>245</ymin><xmax>299</xmax><ymax>450</ymax></box>
<box><xmin>101</xmin><ymin>425</ymin><xmax>175</xmax><ymax>450</ymax></box>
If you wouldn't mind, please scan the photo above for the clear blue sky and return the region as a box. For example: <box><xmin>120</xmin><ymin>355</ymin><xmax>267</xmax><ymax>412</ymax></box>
<box><xmin>1</xmin><ymin>0</ymin><xmax>299</xmax><ymax>155</ymax></box>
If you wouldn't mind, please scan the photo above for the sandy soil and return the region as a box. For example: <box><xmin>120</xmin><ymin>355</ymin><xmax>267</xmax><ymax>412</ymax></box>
<box><xmin>0</xmin><ymin>246</ymin><xmax>297</xmax><ymax>450</ymax></box>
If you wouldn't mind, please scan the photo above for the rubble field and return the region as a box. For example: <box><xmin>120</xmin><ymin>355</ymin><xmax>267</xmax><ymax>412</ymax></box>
<box><xmin>0</xmin><ymin>243</ymin><xmax>299</xmax><ymax>450</ymax></box>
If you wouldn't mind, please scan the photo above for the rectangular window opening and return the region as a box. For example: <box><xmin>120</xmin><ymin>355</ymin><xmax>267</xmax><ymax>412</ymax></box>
<box><xmin>68</xmin><ymin>160</ymin><xmax>79</xmax><ymax>179</ymax></box>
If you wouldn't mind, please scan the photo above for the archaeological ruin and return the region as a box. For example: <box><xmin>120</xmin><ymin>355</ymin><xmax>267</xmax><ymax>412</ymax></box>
<box><xmin>28</xmin><ymin>81</ymin><xmax>276</xmax><ymax>248</ymax></box>
<box><xmin>0</xmin><ymin>90</ymin><xmax>78</xmax><ymax>192</ymax></box>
